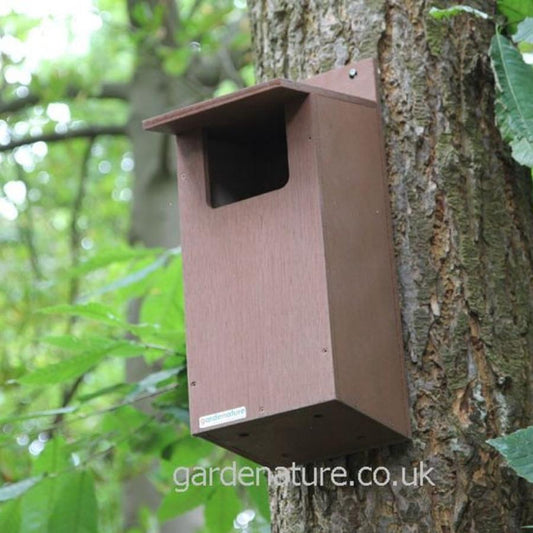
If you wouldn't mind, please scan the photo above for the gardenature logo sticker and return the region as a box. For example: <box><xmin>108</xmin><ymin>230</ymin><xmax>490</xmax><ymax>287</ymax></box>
<box><xmin>199</xmin><ymin>406</ymin><xmax>247</xmax><ymax>429</ymax></box>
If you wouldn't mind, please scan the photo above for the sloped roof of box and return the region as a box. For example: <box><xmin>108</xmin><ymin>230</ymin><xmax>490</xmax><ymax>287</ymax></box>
<box><xmin>142</xmin><ymin>78</ymin><xmax>375</xmax><ymax>134</ymax></box>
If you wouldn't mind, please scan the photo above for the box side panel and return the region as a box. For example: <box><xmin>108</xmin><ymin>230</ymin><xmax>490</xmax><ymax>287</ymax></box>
<box><xmin>175</xmin><ymin>98</ymin><xmax>336</xmax><ymax>438</ymax></box>
<box><xmin>314</xmin><ymin>96</ymin><xmax>410</xmax><ymax>437</ymax></box>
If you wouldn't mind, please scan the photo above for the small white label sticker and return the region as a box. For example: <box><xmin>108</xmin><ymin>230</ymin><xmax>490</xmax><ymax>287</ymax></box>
<box><xmin>199</xmin><ymin>406</ymin><xmax>247</xmax><ymax>429</ymax></box>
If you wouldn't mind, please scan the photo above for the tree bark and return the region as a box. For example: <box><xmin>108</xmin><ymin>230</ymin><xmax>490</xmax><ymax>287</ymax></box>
<box><xmin>246</xmin><ymin>1</ymin><xmax>533</xmax><ymax>531</ymax></box>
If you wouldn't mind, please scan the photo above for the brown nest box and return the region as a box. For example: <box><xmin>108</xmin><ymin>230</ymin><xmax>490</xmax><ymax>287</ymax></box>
<box><xmin>144</xmin><ymin>59</ymin><xmax>410</xmax><ymax>467</ymax></box>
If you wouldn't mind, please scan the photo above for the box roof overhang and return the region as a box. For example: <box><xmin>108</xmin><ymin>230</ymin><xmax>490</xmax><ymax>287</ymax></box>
<box><xmin>142</xmin><ymin>78</ymin><xmax>376</xmax><ymax>135</ymax></box>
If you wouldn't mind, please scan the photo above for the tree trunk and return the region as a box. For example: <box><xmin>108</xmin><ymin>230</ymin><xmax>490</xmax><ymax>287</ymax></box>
<box><xmin>246</xmin><ymin>1</ymin><xmax>533</xmax><ymax>531</ymax></box>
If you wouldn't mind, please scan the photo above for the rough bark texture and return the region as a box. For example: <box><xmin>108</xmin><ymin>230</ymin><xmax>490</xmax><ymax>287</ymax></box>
<box><xmin>247</xmin><ymin>1</ymin><xmax>533</xmax><ymax>531</ymax></box>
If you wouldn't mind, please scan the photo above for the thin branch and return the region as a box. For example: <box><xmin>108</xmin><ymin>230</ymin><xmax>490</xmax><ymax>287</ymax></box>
<box><xmin>0</xmin><ymin>83</ymin><xmax>131</xmax><ymax>115</ymax></box>
<box><xmin>94</xmin><ymin>82</ymin><xmax>131</xmax><ymax>101</ymax></box>
<box><xmin>0</xmin><ymin>93</ymin><xmax>39</xmax><ymax>114</ymax></box>
<box><xmin>74</xmin><ymin>383</ymin><xmax>178</xmax><ymax>421</ymax></box>
<box><xmin>22</xmin><ymin>383</ymin><xmax>180</xmax><ymax>437</ymax></box>
<box><xmin>0</xmin><ymin>125</ymin><xmax>127</xmax><ymax>152</ymax></box>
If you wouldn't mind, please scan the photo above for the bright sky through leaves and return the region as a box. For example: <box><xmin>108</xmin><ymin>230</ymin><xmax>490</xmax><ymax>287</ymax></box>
<box><xmin>1</xmin><ymin>0</ymin><xmax>101</xmax><ymax>71</ymax></box>
<box><xmin>0</xmin><ymin>1</ymin><xmax>101</xmax><ymax>220</ymax></box>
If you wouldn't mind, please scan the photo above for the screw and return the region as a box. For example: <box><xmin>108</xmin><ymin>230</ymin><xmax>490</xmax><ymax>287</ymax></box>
<box><xmin>190</xmin><ymin>381</ymin><xmax>196</xmax><ymax>387</ymax></box>
<box><xmin>349</xmin><ymin>68</ymin><xmax>358</xmax><ymax>79</ymax></box>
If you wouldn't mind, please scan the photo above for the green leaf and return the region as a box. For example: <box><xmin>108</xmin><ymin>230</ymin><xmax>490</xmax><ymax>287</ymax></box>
<box><xmin>131</xmin><ymin>1</ymin><xmax>150</xmax><ymax>26</ymax></box>
<box><xmin>19</xmin><ymin>350</ymin><xmax>107</xmax><ymax>385</ymax></box>
<box><xmin>162</xmin><ymin>48</ymin><xmax>191</xmax><ymax>76</ymax></box>
<box><xmin>140</xmin><ymin>254</ymin><xmax>186</xmax><ymax>350</ymax></box>
<box><xmin>0</xmin><ymin>406</ymin><xmax>77</xmax><ymax>424</ymax></box>
<box><xmin>47</xmin><ymin>470</ymin><xmax>98</xmax><ymax>533</ymax></box>
<box><xmin>0</xmin><ymin>499</ymin><xmax>21</xmax><ymax>533</ymax></box>
<box><xmin>67</xmin><ymin>246</ymin><xmax>163</xmax><ymax>277</ymax></box>
<box><xmin>158</xmin><ymin>405</ymin><xmax>190</xmax><ymax>425</ymax></box>
<box><xmin>20</xmin><ymin>478</ymin><xmax>57</xmax><ymax>533</ymax></box>
<box><xmin>158</xmin><ymin>483</ymin><xmax>213</xmax><ymax>522</ymax></box>
<box><xmin>105</xmin><ymin>341</ymin><xmax>143</xmax><ymax>358</ymax></box>
<box><xmin>42</xmin><ymin>335</ymin><xmax>112</xmax><ymax>351</ymax></box>
<box><xmin>42</xmin><ymin>335</ymin><xmax>141</xmax><ymax>357</ymax></box>
<box><xmin>78</xmin><ymin>383</ymin><xmax>133</xmax><ymax>402</ymax></box>
<box><xmin>79</xmin><ymin>247</ymin><xmax>180</xmax><ymax>301</ymax></box>
<box><xmin>102</xmin><ymin>406</ymin><xmax>150</xmax><ymax>437</ymax></box>
<box><xmin>214</xmin><ymin>80</ymin><xmax>239</xmax><ymax>97</ymax></box>
<box><xmin>169</xmin><ymin>436</ymin><xmax>215</xmax><ymax>468</ymax></box>
<box><xmin>240</xmin><ymin>64</ymin><xmax>255</xmax><ymax>86</ymax></box>
<box><xmin>246</xmin><ymin>482</ymin><xmax>270</xmax><ymax>523</ymax></box>
<box><xmin>498</xmin><ymin>0</ymin><xmax>533</xmax><ymax>27</ymax></box>
<box><xmin>0</xmin><ymin>476</ymin><xmax>43</xmax><ymax>502</ymax></box>
<box><xmin>38</xmin><ymin>303</ymin><xmax>154</xmax><ymax>338</ymax></box>
<box><xmin>24</xmin><ymin>441</ymin><xmax>80</xmax><ymax>530</ymax></box>
<box><xmin>488</xmin><ymin>425</ymin><xmax>533</xmax><ymax>482</ymax></box>
<box><xmin>32</xmin><ymin>436</ymin><xmax>70</xmax><ymax>476</ymax></box>
<box><xmin>235</xmin><ymin>458</ymin><xmax>270</xmax><ymax>521</ymax></box>
<box><xmin>38</xmin><ymin>302</ymin><xmax>124</xmax><ymax>327</ymax></box>
<box><xmin>490</xmin><ymin>33</ymin><xmax>533</xmax><ymax>167</ymax></box>
<box><xmin>126</xmin><ymin>367</ymin><xmax>182</xmax><ymax>401</ymax></box>
<box><xmin>205</xmin><ymin>485</ymin><xmax>241</xmax><ymax>533</ymax></box>
<box><xmin>513</xmin><ymin>17</ymin><xmax>533</xmax><ymax>43</ymax></box>
<box><xmin>428</xmin><ymin>5</ymin><xmax>490</xmax><ymax>20</ymax></box>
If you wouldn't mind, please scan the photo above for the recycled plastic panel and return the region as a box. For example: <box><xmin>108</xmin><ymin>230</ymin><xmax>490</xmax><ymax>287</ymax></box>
<box><xmin>143</xmin><ymin>60</ymin><xmax>410</xmax><ymax>467</ymax></box>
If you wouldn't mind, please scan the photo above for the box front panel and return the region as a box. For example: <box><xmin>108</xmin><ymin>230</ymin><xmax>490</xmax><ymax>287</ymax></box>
<box><xmin>175</xmin><ymin>97</ymin><xmax>335</xmax><ymax>438</ymax></box>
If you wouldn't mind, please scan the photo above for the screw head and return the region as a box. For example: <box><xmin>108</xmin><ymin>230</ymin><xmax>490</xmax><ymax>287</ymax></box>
<box><xmin>349</xmin><ymin>68</ymin><xmax>358</xmax><ymax>79</ymax></box>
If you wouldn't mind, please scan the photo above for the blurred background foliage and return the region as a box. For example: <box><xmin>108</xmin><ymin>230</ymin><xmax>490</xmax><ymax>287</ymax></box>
<box><xmin>2</xmin><ymin>0</ymin><xmax>533</xmax><ymax>532</ymax></box>
<box><xmin>0</xmin><ymin>1</ymin><xmax>268</xmax><ymax>532</ymax></box>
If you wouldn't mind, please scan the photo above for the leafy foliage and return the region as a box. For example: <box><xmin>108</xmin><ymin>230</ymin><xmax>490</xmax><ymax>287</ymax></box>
<box><xmin>1</xmin><ymin>248</ymin><xmax>270</xmax><ymax>531</ymax></box>
<box><xmin>0</xmin><ymin>1</ymin><xmax>266</xmax><ymax>531</ymax></box>
<box><xmin>497</xmin><ymin>0</ymin><xmax>533</xmax><ymax>29</ymax></box>
<box><xmin>48</xmin><ymin>471</ymin><xmax>98</xmax><ymax>533</ymax></box>
<box><xmin>205</xmin><ymin>486</ymin><xmax>242</xmax><ymax>533</ymax></box>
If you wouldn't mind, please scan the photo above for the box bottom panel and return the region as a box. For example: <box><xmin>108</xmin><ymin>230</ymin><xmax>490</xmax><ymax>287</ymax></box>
<box><xmin>195</xmin><ymin>400</ymin><xmax>408</xmax><ymax>467</ymax></box>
